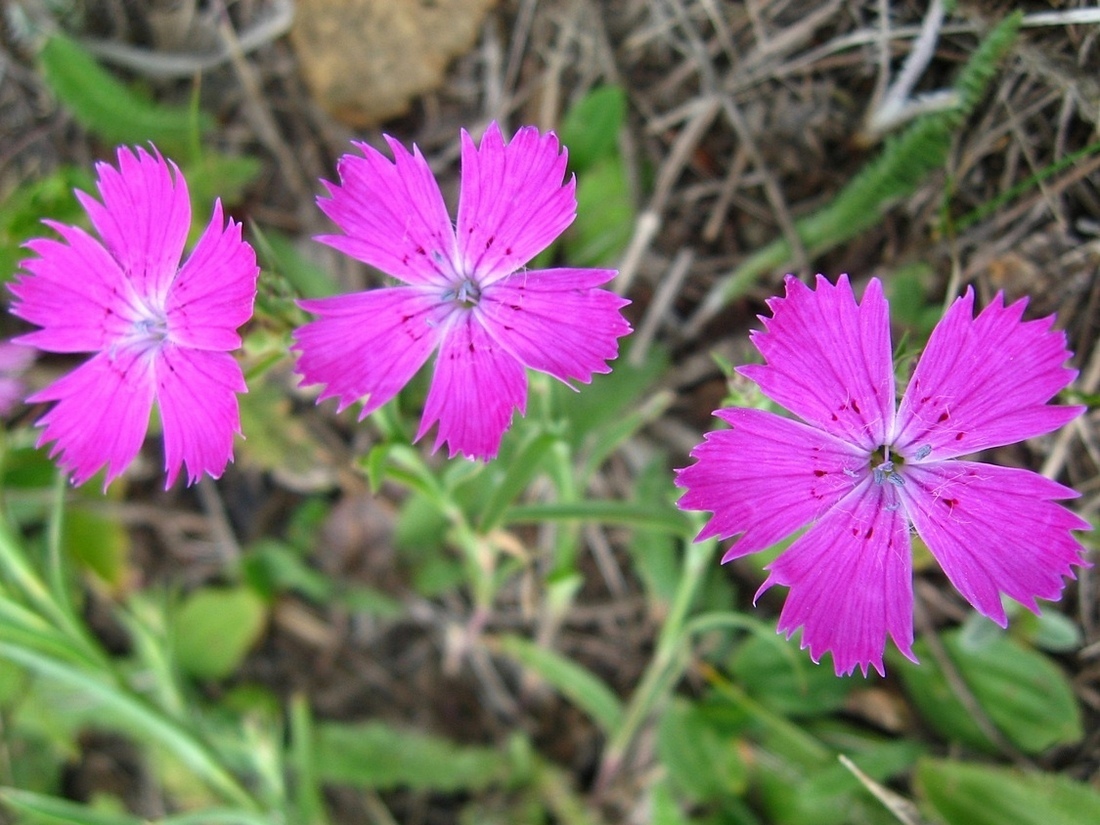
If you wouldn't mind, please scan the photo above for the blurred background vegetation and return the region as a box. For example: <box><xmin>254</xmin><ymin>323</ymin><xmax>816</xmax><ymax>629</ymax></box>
<box><xmin>0</xmin><ymin>1</ymin><xmax>1098</xmax><ymax>823</ymax></box>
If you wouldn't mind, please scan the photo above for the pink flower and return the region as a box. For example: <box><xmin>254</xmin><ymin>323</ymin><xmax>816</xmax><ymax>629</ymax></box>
<box><xmin>9</xmin><ymin>146</ymin><xmax>259</xmax><ymax>488</ymax></box>
<box><xmin>676</xmin><ymin>275</ymin><xmax>1089</xmax><ymax>677</ymax></box>
<box><xmin>293</xmin><ymin>122</ymin><xmax>631</xmax><ymax>460</ymax></box>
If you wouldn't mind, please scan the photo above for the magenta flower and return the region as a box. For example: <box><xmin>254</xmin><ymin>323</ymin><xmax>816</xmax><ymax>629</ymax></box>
<box><xmin>9</xmin><ymin>146</ymin><xmax>258</xmax><ymax>488</ymax></box>
<box><xmin>677</xmin><ymin>275</ymin><xmax>1089</xmax><ymax>676</ymax></box>
<box><xmin>293</xmin><ymin>122</ymin><xmax>631</xmax><ymax>460</ymax></box>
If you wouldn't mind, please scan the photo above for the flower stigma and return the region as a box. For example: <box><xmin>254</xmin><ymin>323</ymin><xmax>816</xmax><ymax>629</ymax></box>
<box><xmin>443</xmin><ymin>278</ymin><xmax>481</xmax><ymax>307</ymax></box>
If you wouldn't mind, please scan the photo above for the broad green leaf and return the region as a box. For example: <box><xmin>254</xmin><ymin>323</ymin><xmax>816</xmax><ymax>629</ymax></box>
<box><xmin>313</xmin><ymin>721</ymin><xmax>510</xmax><ymax>791</ymax></box>
<box><xmin>62</xmin><ymin>507</ymin><xmax>130</xmax><ymax>589</ymax></box>
<box><xmin>0</xmin><ymin>789</ymin><xmax>142</xmax><ymax>825</ymax></box>
<box><xmin>917</xmin><ymin>758</ymin><xmax>1100</xmax><ymax>825</ymax></box>
<box><xmin>172</xmin><ymin>587</ymin><xmax>267</xmax><ymax>680</ymax></box>
<box><xmin>896</xmin><ymin>628</ymin><xmax>1082</xmax><ymax>754</ymax></box>
<box><xmin>564</xmin><ymin>154</ymin><xmax>634</xmax><ymax>266</ymax></box>
<box><xmin>657</xmin><ymin>698</ymin><xmax>747</xmax><ymax>802</ymax></box>
<box><xmin>495</xmin><ymin>634</ymin><xmax>623</xmax><ymax>733</ymax></box>
<box><xmin>728</xmin><ymin>634</ymin><xmax>852</xmax><ymax>719</ymax></box>
<box><xmin>559</xmin><ymin>85</ymin><xmax>628</xmax><ymax>171</ymax></box>
<box><xmin>38</xmin><ymin>34</ymin><xmax>211</xmax><ymax>154</ymax></box>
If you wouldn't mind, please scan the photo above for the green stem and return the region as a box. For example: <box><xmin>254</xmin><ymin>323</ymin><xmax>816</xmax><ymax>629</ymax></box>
<box><xmin>594</xmin><ymin>538</ymin><xmax>717</xmax><ymax>790</ymax></box>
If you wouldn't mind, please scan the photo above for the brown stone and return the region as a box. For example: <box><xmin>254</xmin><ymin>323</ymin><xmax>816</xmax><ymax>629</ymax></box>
<box><xmin>290</xmin><ymin>0</ymin><xmax>498</xmax><ymax>127</ymax></box>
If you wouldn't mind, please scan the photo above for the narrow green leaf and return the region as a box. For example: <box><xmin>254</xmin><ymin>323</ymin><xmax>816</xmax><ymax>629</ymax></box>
<box><xmin>38</xmin><ymin>34</ymin><xmax>211</xmax><ymax>153</ymax></box>
<box><xmin>495</xmin><ymin>634</ymin><xmax>623</xmax><ymax>733</ymax></box>
<box><xmin>917</xmin><ymin>758</ymin><xmax>1100</xmax><ymax>825</ymax></box>
<box><xmin>0</xmin><ymin>788</ymin><xmax>142</xmax><ymax>825</ymax></box>
<box><xmin>313</xmin><ymin>721</ymin><xmax>510</xmax><ymax>791</ymax></box>
<box><xmin>477</xmin><ymin>431</ymin><xmax>559</xmax><ymax>533</ymax></box>
<box><xmin>504</xmin><ymin>500</ymin><xmax>692</xmax><ymax>536</ymax></box>
<box><xmin>173</xmin><ymin>586</ymin><xmax>267</xmax><ymax>681</ymax></box>
<box><xmin>0</xmin><ymin>643</ymin><xmax>256</xmax><ymax>809</ymax></box>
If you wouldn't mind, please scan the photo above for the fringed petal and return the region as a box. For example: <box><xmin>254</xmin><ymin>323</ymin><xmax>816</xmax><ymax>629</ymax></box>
<box><xmin>676</xmin><ymin>407</ymin><xmax>868</xmax><ymax>557</ymax></box>
<box><xmin>29</xmin><ymin>349</ymin><xmax>156</xmax><ymax>488</ymax></box>
<box><xmin>740</xmin><ymin>275</ymin><xmax>895</xmax><ymax>451</ymax></box>
<box><xmin>317</xmin><ymin>138</ymin><xmax>457</xmax><ymax>286</ymax></box>
<box><xmin>893</xmin><ymin>289</ymin><xmax>1083</xmax><ymax>460</ymax></box>
<box><xmin>759</xmin><ymin>479</ymin><xmax>916</xmax><ymax>677</ymax></box>
<box><xmin>903</xmin><ymin>461</ymin><xmax>1089</xmax><ymax>624</ymax></box>
<box><xmin>155</xmin><ymin>346</ymin><xmax>246</xmax><ymax>488</ymax></box>
<box><xmin>10</xmin><ymin>222</ymin><xmax>135</xmax><ymax>352</ymax></box>
<box><xmin>166</xmin><ymin>201</ymin><xmax>259</xmax><ymax>350</ymax></box>
<box><xmin>478</xmin><ymin>267</ymin><xmax>630</xmax><ymax>386</ymax></box>
<box><xmin>455</xmin><ymin>123</ymin><xmax>576</xmax><ymax>286</ymax></box>
<box><xmin>294</xmin><ymin>288</ymin><xmax>444</xmax><ymax>416</ymax></box>
<box><xmin>76</xmin><ymin>146</ymin><xmax>190</xmax><ymax>303</ymax></box>
<box><xmin>417</xmin><ymin>314</ymin><xmax>527</xmax><ymax>460</ymax></box>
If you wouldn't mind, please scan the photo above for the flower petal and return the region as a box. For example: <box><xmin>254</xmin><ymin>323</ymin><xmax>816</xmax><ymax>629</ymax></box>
<box><xmin>294</xmin><ymin>288</ymin><xmax>444</xmax><ymax>416</ymax></box>
<box><xmin>676</xmin><ymin>407</ymin><xmax>868</xmax><ymax>558</ymax></box>
<box><xmin>477</xmin><ymin>267</ymin><xmax>630</xmax><ymax>386</ymax></box>
<box><xmin>417</xmin><ymin>313</ymin><xmax>527</xmax><ymax>460</ymax></box>
<box><xmin>893</xmin><ymin>289</ymin><xmax>1083</xmax><ymax>460</ymax></box>
<box><xmin>456</xmin><ymin>123</ymin><xmax>576</xmax><ymax>286</ymax></box>
<box><xmin>29</xmin><ymin>349</ymin><xmax>155</xmax><ymax>488</ymax></box>
<box><xmin>155</xmin><ymin>345</ymin><xmax>246</xmax><ymax>488</ymax></box>
<box><xmin>740</xmin><ymin>275</ymin><xmax>895</xmax><ymax>451</ymax></box>
<box><xmin>76</xmin><ymin>146</ymin><xmax>190</xmax><ymax>303</ymax></box>
<box><xmin>902</xmin><ymin>461</ymin><xmax>1089</xmax><ymax>625</ymax></box>
<box><xmin>317</xmin><ymin>138</ymin><xmax>457</xmax><ymax>286</ymax></box>
<box><xmin>166</xmin><ymin>201</ymin><xmax>259</xmax><ymax>350</ymax></box>
<box><xmin>10</xmin><ymin>222</ymin><xmax>135</xmax><ymax>352</ymax></box>
<box><xmin>759</xmin><ymin>479</ymin><xmax>916</xmax><ymax>677</ymax></box>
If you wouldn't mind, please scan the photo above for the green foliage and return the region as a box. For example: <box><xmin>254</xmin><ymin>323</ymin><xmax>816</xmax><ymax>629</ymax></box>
<box><xmin>558</xmin><ymin>85</ymin><xmax>635</xmax><ymax>267</ymax></box>
<box><xmin>559</xmin><ymin>85</ymin><xmax>628</xmax><ymax>171</ymax></box>
<box><xmin>312</xmin><ymin>721</ymin><xmax>512</xmax><ymax>791</ymax></box>
<box><xmin>61</xmin><ymin>506</ymin><xmax>130</xmax><ymax>589</ymax></box>
<box><xmin>917</xmin><ymin>759</ymin><xmax>1100</xmax><ymax>825</ymax></box>
<box><xmin>657</xmin><ymin>698</ymin><xmax>748</xmax><ymax>802</ymax></box>
<box><xmin>496</xmin><ymin>634</ymin><xmax>624</xmax><ymax>733</ymax></box>
<box><xmin>895</xmin><ymin>627</ymin><xmax>1082</xmax><ymax>754</ymax></box>
<box><xmin>38</xmin><ymin>34</ymin><xmax>212</xmax><ymax>155</ymax></box>
<box><xmin>171</xmin><ymin>586</ymin><xmax>267</xmax><ymax>681</ymax></box>
<box><xmin>726</xmin><ymin>634</ymin><xmax>853</xmax><ymax>719</ymax></box>
<box><xmin>0</xmin><ymin>165</ymin><xmax>92</xmax><ymax>281</ymax></box>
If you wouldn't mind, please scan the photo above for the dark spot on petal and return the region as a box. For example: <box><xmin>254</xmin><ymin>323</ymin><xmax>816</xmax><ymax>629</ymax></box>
<box><xmin>943</xmin><ymin>498</ymin><xmax>958</xmax><ymax>510</ymax></box>
<box><xmin>830</xmin><ymin>413</ymin><xmax>839</xmax><ymax>421</ymax></box>
<box><xmin>505</xmin><ymin>247</ymin><xmax>513</xmax><ymax>256</ymax></box>
<box><xmin>509</xmin><ymin>304</ymin><xmax>522</xmax><ymax>311</ymax></box>
<box><xmin>813</xmin><ymin>469</ymin><xmax>827</xmax><ymax>477</ymax></box>
<box><xmin>416</xmin><ymin>245</ymin><xmax>427</xmax><ymax>255</ymax></box>
<box><xmin>937</xmin><ymin>412</ymin><xmax>949</xmax><ymax>423</ymax></box>
<box><xmin>485</xmin><ymin>235</ymin><xmax>495</xmax><ymax>249</ymax></box>
<box><xmin>865</xmin><ymin>527</ymin><xmax>874</xmax><ymax>539</ymax></box>
<box><xmin>851</xmin><ymin>400</ymin><xmax>861</xmax><ymax>414</ymax></box>
<box><xmin>468</xmin><ymin>343</ymin><xmax>475</xmax><ymax>353</ymax></box>
<box><xmin>851</xmin><ymin>527</ymin><xmax>859</xmax><ymax>536</ymax></box>
<box><xmin>955</xmin><ymin>432</ymin><xmax>965</xmax><ymax>441</ymax></box>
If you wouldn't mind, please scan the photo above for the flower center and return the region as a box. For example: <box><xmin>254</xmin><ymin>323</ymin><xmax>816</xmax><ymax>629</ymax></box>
<box><xmin>442</xmin><ymin>278</ymin><xmax>481</xmax><ymax>308</ymax></box>
<box><xmin>128</xmin><ymin>307</ymin><xmax>170</xmax><ymax>352</ymax></box>
<box><xmin>870</xmin><ymin>446</ymin><xmax>905</xmax><ymax>488</ymax></box>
